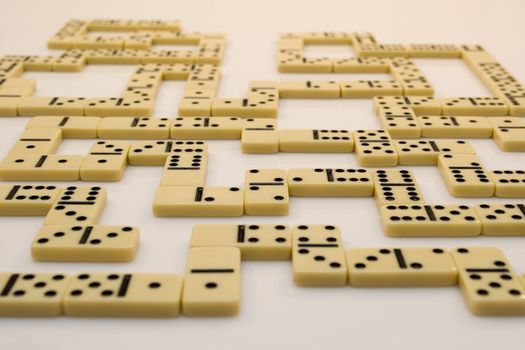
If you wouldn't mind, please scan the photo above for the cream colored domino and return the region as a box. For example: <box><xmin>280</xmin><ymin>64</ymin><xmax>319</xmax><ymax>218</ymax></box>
<box><xmin>72</xmin><ymin>35</ymin><xmax>124</xmax><ymax>49</ymax></box>
<box><xmin>190</xmin><ymin>224</ymin><xmax>291</xmax><ymax>260</ymax></box>
<box><xmin>80</xmin><ymin>140</ymin><xmax>129</xmax><ymax>181</ymax></box>
<box><xmin>182</xmin><ymin>247</ymin><xmax>241</xmax><ymax>317</ymax></box>
<box><xmin>419</xmin><ymin>116</ymin><xmax>492</xmax><ymax>138</ymax></box>
<box><xmin>333</xmin><ymin>57</ymin><xmax>390</xmax><ymax>73</ymax></box>
<box><xmin>128</xmin><ymin>140</ymin><xmax>208</xmax><ymax>166</ymax></box>
<box><xmin>439</xmin><ymin>97</ymin><xmax>508</xmax><ymax>116</ymax></box>
<box><xmin>97</xmin><ymin>117</ymin><xmax>170</xmax><ymax>139</ymax></box>
<box><xmin>377</xmin><ymin>106</ymin><xmax>421</xmax><ymax>139</ymax></box>
<box><xmin>490</xmin><ymin>170</ymin><xmax>525</xmax><ymax>197</ymax></box>
<box><xmin>8</xmin><ymin>128</ymin><xmax>62</xmax><ymax>155</ymax></box>
<box><xmin>451</xmin><ymin>247</ymin><xmax>525</xmax><ymax>316</ymax></box>
<box><xmin>278</xmin><ymin>129</ymin><xmax>354</xmax><ymax>152</ymax></box>
<box><xmin>159</xmin><ymin>153</ymin><xmax>207</xmax><ymax>186</ymax></box>
<box><xmin>346</xmin><ymin>247</ymin><xmax>457</xmax><ymax>287</ymax></box>
<box><xmin>292</xmin><ymin>225</ymin><xmax>347</xmax><ymax>287</ymax></box>
<box><xmin>211</xmin><ymin>98</ymin><xmax>278</xmax><ymax>118</ymax></box>
<box><xmin>241</xmin><ymin>118</ymin><xmax>278</xmax><ymax>154</ymax></box>
<box><xmin>44</xmin><ymin>186</ymin><xmax>107</xmax><ymax>225</ymax></box>
<box><xmin>85</xmin><ymin>49</ymin><xmax>145</xmax><ymax>64</ymax></box>
<box><xmin>488</xmin><ymin>117</ymin><xmax>525</xmax><ymax>151</ymax></box>
<box><xmin>287</xmin><ymin>168</ymin><xmax>374</xmax><ymax>197</ymax></box>
<box><xmin>32</xmin><ymin>225</ymin><xmax>139</xmax><ymax>262</ymax></box>
<box><xmin>474</xmin><ymin>203</ymin><xmax>525</xmax><ymax>236</ymax></box>
<box><xmin>84</xmin><ymin>97</ymin><xmax>153</xmax><ymax>117</ymax></box>
<box><xmin>394</xmin><ymin>140</ymin><xmax>475</xmax><ymax>165</ymax></box>
<box><xmin>244</xmin><ymin>169</ymin><xmax>289</xmax><ymax>216</ymax></box>
<box><xmin>0</xmin><ymin>90</ymin><xmax>25</xmax><ymax>116</ymax></box>
<box><xmin>278</xmin><ymin>81</ymin><xmax>340</xmax><ymax>99</ymax></box>
<box><xmin>380</xmin><ymin>204</ymin><xmax>481</xmax><ymax>237</ymax></box>
<box><xmin>278</xmin><ymin>57</ymin><xmax>333</xmax><ymax>73</ymax></box>
<box><xmin>25</xmin><ymin>116</ymin><xmax>101</xmax><ymax>139</ymax></box>
<box><xmin>407</xmin><ymin>44</ymin><xmax>461</xmax><ymax>58</ymax></box>
<box><xmin>340</xmin><ymin>80</ymin><xmax>402</xmax><ymax>98</ymax></box>
<box><xmin>373</xmin><ymin>169</ymin><xmax>424</xmax><ymax>206</ymax></box>
<box><xmin>388</xmin><ymin>58</ymin><xmax>434</xmax><ymax>96</ymax></box>
<box><xmin>170</xmin><ymin>117</ymin><xmax>241</xmax><ymax>139</ymax></box>
<box><xmin>373</xmin><ymin>96</ymin><xmax>441</xmax><ymax>115</ymax></box>
<box><xmin>153</xmin><ymin>186</ymin><xmax>244</xmax><ymax>217</ymax></box>
<box><xmin>0</xmin><ymin>184</ymin><xmax>62</xmax><ymax>216</ymax></box>
<box><xmin>0</xmin><ymin>154</ymin><xmax>84</xmax><ymax>181</ymax></box>
<box><xmin>353</xmin><ymin>129</ymin><xmax>398</xmax><ymax>167</ymax></box>
<box><xmin>437</xmin><ymin>154</ymin><xmax>494</xmax><ymax>197</ymax></box>
<box><xmin>0</xmin><ymin>273</ymin><xmax>70</xmax><ymax>316</ymax></box>
<box><xmin>178</xmin><ymin>96</ymin><xmax>212</xmax><ymax>116</ymax></box>
<box><xmin>63</xmin><ymin>273</ymin><xmax>183</xmax><ymax>317</ymax></box>
<box><xmin>18</xmin><ymin>97</ymin><xmax>87</xmax><ymax>116</ymax></box>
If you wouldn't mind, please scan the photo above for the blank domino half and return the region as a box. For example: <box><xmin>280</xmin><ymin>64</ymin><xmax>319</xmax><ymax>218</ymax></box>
<box><xmin>292</xmin><ymin>225</ymin><xmax>347</xmax><ymax>287</ymax></box>
<box><xmin>25</xmin><ymin>116</ymin><xmax>101</xmax><ymax>139</ymax></box>
<box><xmin>380</xmin><ymin>204</ymin><xmax>482</xmax><ymax>237</ymax></box>
<box><xmin>152</xmin><ymin>186</ymin><xmax>244</xmax><ymax>217</ymax></box>
<box><xmin>182</xmin><ymin>247</ymin><xmax>241</xmax><ymax>317</ymax></box>
<box><xmin>346</xmin><ymin>248</ymin><xmax>457</xmax><ymax>287</ymax></box>
<box><xmin>437</xmin><ymin>154</ymin><xmax>494</xmax><ymax>197</ymax></box>
<box><xmin>0</xmin><ymin>273</ymin><xmax>70</xmax><ymax>316</ymax></box>
<box><xmin>287</xmin><ymin>168</ymin><xmax>374</xmax><ymax>197</ymax></box>
<box><xmin>190</xmin><ymin>224</ymin><xmax>291</xmax><ymax>260</ymax></box>
<box><xmin>63</xmin><ymin>273</ymin><xmax>183</xmax><ymax>317</ymax></box>
<box><xmin>31</xmin><ymin>225</ymin><xmax>140</xmax><ymax>262</ymax></box>
<box><xmin>451</xmin><ymin>247</ymin><xmax>525</xmax><ymax>316</ymax></box>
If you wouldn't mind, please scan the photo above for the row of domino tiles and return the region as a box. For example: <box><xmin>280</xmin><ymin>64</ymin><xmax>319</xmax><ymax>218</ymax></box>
<box><xmin>2</xmin><ymin>237</ymin><xmax>525</xmax><ymax>317</ymax></box>
<box><xmin>2</xmin><ymin>180</ymin><xmax>525</xmax><ymax>238</ymax></box>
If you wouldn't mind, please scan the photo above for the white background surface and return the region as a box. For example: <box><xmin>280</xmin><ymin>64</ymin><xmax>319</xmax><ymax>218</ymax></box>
<box><xmin>1</xmin><ymin>0</ymin><xmax>525</xmax><ymax>349</ymax></box>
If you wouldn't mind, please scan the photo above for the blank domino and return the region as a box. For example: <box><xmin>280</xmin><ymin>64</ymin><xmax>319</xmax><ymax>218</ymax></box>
<box><xmin>380</xmin><ymin>204</ymin><xmax>481</xmax><ymax>237</ymax></box>
<box><xmin>437</xmin><ymin>154</ymin><xmax>494</xmax><ymax>197</ymax></box>
<box><xmin>292</xmin><ymin>225</ymin><xmax>347</xmax><ymax>287</ymax></box>
<box><xmin>63</xmin><ymin>273</ymin><xmax>183</xmax><ymax>317</ymax></box>
<box><xmin>80</xmin><ymin>140</ymin><xmax>129</xmax><ymax>181</ymax></box>
<box><xmin>353</xmin><ymin>129</ymin><xmax>398</xmax><ymax>167</ymax></box>
<box><xmin>8</xmin><ymin>128</ymin><xmax>62</xmax><ymax>155</ymax></box>
<box><xmin>182</xmin><ymin>247</ymin><xmax>241</xmax><ymax>317</ymax></box>
<box><xmin>346</xmin><ymin>248</ymin><xmax>457</xmax><ymax>287</ymax></box>
<box><xmin>244</xmin><ymin>169</ymin><xmax>289</xmax><ymax>216</ymax></box>
<box><xmin>373</xmin><ymin>169</ymin><xmax>425</xmax><ymax>206</ymax></box>
<box><xmin>0</xmin><ymin>273</ymin><xmax>70</xmax><ymax>316</ymax></box>
<box><xmin>394</xmin><ymin>140</ymin><xmax>475</xmax><ymax>165</ymax></box>
<box><xmin>451</xmin><ymin>247</ymin><xmax>525</xmax><ymax>316</ymax></box>
<box><xmin>278</xmin><ymin>129</ymin><xmax>354</xmax><ymax>152</ymax></box>
<box><xmin>31</xmin><ymin>225</ymin><xmax>139</xmax><ymax>262</ymax></box>
<box><xmin>241</xmin><ymin>118</ymin><xmax>278</xmax><ymax>154</ymax></box>
<box><xmin>287</xmin><ymin>168</ymin><xmax>374</xmax><ymax>197</ymax></box>
<box><xmin>25</xmin><ymin>116</ymin><xmax>101</xmax><ymax>139</ymax></box>
<box><xmin>439</xmin><ymin>97</ymin><xmax>508</xmax><ymax>116</ymax></box>
<box><xmin>278</xmin><ymin>81</ymin><xmax>340</xmax><ymax>99</ymax></box>
<box><xmin>419</xmin><ymin>116</ymin><xmax>492</xmax><ymax>138</ymax></box>
<box><xmin>488</xmin><ymin>117</ymin><xmax>525</xmax><ymax>151</ymax></box>
<box><xmin>490</xmin><ymin>170</ymin><xmax>525</xmax><ymax>197</ymax></box>
<box><xmin>340</xmin><ymin>80</ymin><xmax>402</xmax><ymax>98</ymax></box>
<box><xmin>44</xmin><ymin>186</ymin><xmax>107</xmax><ymax>225</ymax></box>
<box><xmin>18</xmin><ymin>97</ymin><xmax>87</xmax><ymax>116</ymax></box>
<box><xmin>190</xmin><ymin>224</ymin><xmax>291</xmax><ymax>260</ymax></box>
<box><xmin>170</xmin><ymin>117</ymin><xmax>241</xmax><ymax>139</ymax></box>
<box><xmin>97</xmin><ymin>117</ymin><xmax>170</xmax><ymax>139</ymax></box>
<box><xmin>474</xmin><ymin>203</ymin><xmax>525</xmax><ymax>236</ymax></box>
<box><xmin>0</xmin><ymin>184</ymin><xmax>61</xmax><ymax>215</ymax></box>
<box><xmin>152</xmin><ymin>186</ymin><xmax>244</xmax><ymax>217</ymax></box>
<box><xmin>128</xmin><ymin>140</ymin><xmax>207</xmax><ymax>166</ymax></box>
<box><xmin>159</xmin><ymin>153</ymin><xmax>207</xmax><ymax>186</ymax></box>
<box><xmin>0</xmin><ymin>154</ymin><xmax>84</xmax><ymax>181</ymax></box>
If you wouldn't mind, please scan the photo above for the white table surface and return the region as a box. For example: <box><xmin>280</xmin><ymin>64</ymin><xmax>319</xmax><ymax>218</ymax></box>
<box><xmin>1</xmin><ymin>0</ymin><xmax>525</xmax><ymax>349</ymax></box>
